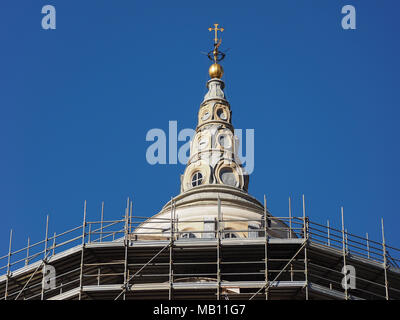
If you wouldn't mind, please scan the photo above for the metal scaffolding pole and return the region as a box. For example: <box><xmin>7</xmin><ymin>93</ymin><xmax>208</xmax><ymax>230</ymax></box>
<box><xmin>100</xmin><ymin>201</ymin><xmax>104</xmax><ymax>242</ymax></box>
<box><xmin>129</xmin><ymin>200</ymin><xmax>133</xmax><ymax>234</ymax></box>
<box><xmin>78</xmin><ymin>200</ymin><xmax>87</xmax><ymax>300</ymax></box>
<box><xmin>264</xmin><ymin>195</ymin><xmax>269</xmax><ymax>300</ymax></box>
<box><xmin>52</xmin><ymin>232</ymin><xmax>56</xmax><ymax>256</ymax></box>
<box><xmin>216</xmin><ymin>196</ymin><xmax>221</xmax><ymax>300</ymax></box>
<box><xmin>4</xmin><ymin>229</ymin><xmax>13</xmax><ymax>300</ymax></box>
<box><xmin>341</xmin><ymin>206</ymin><xmax>348</xmax><ymax>300</ymax></box>
<box><xmin>123</xmin><ymin>198</ymin><xmax>129</xmax><ymax>300</ymax></box>
<box><xmin>43</xmin><ymin>215</ymin><xmax>49</xmax><ymax>260</ymax></box>
<box><xmin>290</xmin><ymin>264</ymin><xmax>294</xmax><ymax>281</ymax></box>
<box><xmin>327</xmin><ymin>220</ymin><xmax>330</xmax><ymax>247</ymax></box>
<box><xmin>25</xmin><ymin>237</ymin><xmax>30</xmax><ymax>266</ymax></box>
<box><xmin>169</xmin><ymin>199</ymin><xmax>174</xmax><ymax>300</ymax></box>
<box><xmin>288</xmin><ymin>196</ymin><xmax>292</xmax><ymax>238</ymax></box>
<box><xmin>41</xmin><ymin>215</ymin><xmax>50</xmax><ymax>300</ymax></box>
<box><xmin>302</xmin><ymin>195</ymin><xmax>309</xmax><ymax>300</ymax></box>
<box><xmin>381</xmin><ymin>218</ymin><xmax>389</xmax><ymax>300</ymax></box>
<box><xmin>289</xmin><ymin>196</ymin><xmax>293</xmax><ymax>280</ymax></box>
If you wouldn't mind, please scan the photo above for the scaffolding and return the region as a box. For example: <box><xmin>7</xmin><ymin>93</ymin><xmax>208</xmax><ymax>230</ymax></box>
<box><xmin>1</xmin><ymin>197</ymin><xmax>400</xmax><ymax>300</ymax></box>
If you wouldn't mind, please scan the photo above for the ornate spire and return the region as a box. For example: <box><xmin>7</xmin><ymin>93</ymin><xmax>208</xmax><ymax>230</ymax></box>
<box><xmin>180</xmin><ymin>25</ymin><xmax>249</xmax><ymax>193</ymax></box>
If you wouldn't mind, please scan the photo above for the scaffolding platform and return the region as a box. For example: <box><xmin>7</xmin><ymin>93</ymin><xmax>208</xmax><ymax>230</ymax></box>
<box><xmin>1</xmin><ymin>201</ymin><xmax>399</xmax><ymax>300</ymax></box>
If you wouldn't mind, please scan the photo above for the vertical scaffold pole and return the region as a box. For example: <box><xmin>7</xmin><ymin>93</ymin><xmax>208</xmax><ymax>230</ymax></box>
<box><xmin>169</xmin><ymin>199</ymin><xmax>174</xmax><ymax>300</ymax></box>
<box><xmin>41</xmin><ymin>215</ymin><xmax>50</xmax><ymax>300</ymax></box>
<box><xmin>341</xmin><ymin>206</ymin><xmax>348</xmax><ymax>300</ymax></box>
<box><xmin>52</xmin><ymin>232</ymin><xmax>56</xmax><ymax>256</ymax></box>
<box><xmin>4</xmin><ymin>229</ymin><xmax>13</xmax><ymax>300</ymax></box>
<box><xmin>173</xmin><ymin>200</ymin><xmax>176</xmax><ymax>293</ymax></box>
<box><xmin>290</xmin><ymin>264</ymin><xmax>294</xmax><ymax>281</ymax></box>
<box><xmin>130</xmin><ymin>199</ymin><xmax>133</xmax><ymax>234</ymax></box>
<box><xmin>381</xmin><ymin>218</ymin><xmax>389</xmax><ymax>300</ymax></box>
<box><xmin>25</xmin><ymin>237</ymin><xmax>30</xmax><ymax>266</ymax></box>
<box><xmin>217</xmin><ymin>195</ymin><xmax>221</xmax><ymax>300</ymax></box>
<box><xmin>88</xmin><ymin>224</ymin><xmax>91</xmax><ymax>243</ymax></box>
<box><xmin>327</xmin><ymin>220</ymin><xmax>330</xmax><ymax>247</ymax></box>
<box><xmin>264</xmin><ymin>194</ymin><xmax>269</xmax><ymax>300</ymax></box>
<box><xmin>100</xmin><ymin>201</ymin><xmax>104</xmax><ymax>242</ymax></box>
<box><xmin>366</xmin><ymin>233</ymin><xmax>370</xmax><ymax>259</ymax></box>
<box><xmin>288</xmin><ymin>196</ymin><xmax>292</xmax><ymax>238</ymax></box>
<box><xmin>123</xmin><ymin>197</ymin><xmax>129</xmax><ymax>300</ymax></box>
<box><xmin>79</xmin><ymin>200</ymin><xmax>87</xmax><ymax>300</ymax></box>
<box><xmin>288</xmin><ymin>196</ymin><xmax>294</xmax><ymax>280</ymax></box>
<box><xmin>44</xmin><ymin>215</ymin><xmax>49</xmax><ymax>260</ymax></box>
<box><xmin>302</xmin><ymin>195</ymin><xmax>309</xmax><ymax>300</ymax></box>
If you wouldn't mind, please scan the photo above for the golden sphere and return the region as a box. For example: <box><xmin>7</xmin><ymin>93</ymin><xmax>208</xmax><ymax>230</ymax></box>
<box><xmin>209</xmin><ymin>63</ymin><xmax>224</xmax><ymax>79</ymax></box>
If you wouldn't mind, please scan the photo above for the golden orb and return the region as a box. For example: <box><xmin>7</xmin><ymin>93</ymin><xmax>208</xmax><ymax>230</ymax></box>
<box><xmin>209</xmin><ymin>63</ymin><xmax>224</xmax><ymax>79</ymax></box>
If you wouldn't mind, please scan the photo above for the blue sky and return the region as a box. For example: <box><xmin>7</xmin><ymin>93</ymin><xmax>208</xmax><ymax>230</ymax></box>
<box><xmin>0</xmin><ymin>1</ymin><xmax>399</xmax><ymax>258</ymax></box>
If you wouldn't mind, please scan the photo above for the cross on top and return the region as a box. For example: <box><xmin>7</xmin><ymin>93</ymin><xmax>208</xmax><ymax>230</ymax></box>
<box><xmin>208</xmin><ymin>23</ymin><xmax>224</xmax><ymax>44</ymax></box>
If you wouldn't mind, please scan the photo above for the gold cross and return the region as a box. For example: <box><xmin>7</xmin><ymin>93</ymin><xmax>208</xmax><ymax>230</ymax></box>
<box><xmin>208</xmin><ymin>23</ymin><xmax>224</xmax><ymax>44</ymax></box>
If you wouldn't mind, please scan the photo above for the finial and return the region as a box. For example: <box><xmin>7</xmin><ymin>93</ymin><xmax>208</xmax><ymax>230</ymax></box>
<box><xmin>208</xmin><ymin>23</ymin><xmax>224</xmax><ymax>46</ymax></box>
<box><xmin>207</xmin><ymin>23</ymin><xmax>225</xmax><ymax>79</ymax></box>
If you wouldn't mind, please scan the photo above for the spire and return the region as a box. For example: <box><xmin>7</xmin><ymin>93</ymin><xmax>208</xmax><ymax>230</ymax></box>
<box><xmin>180</xmin><ymin>25</ymin><xmax>249</xmax><ymax>193</ymax></box>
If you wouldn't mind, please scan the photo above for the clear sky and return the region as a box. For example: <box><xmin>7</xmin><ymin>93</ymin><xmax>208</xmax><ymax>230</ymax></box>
<box><xmin>1</xmin><ymin>1</ymin><xmax>399</xmax><ymax>259</ymax></box>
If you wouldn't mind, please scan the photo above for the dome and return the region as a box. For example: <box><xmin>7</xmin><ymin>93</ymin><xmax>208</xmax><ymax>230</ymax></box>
<box><xmin>133</xmin><ymin>185</ymin><xmax>293</xmax><ymax>240</ymax></box>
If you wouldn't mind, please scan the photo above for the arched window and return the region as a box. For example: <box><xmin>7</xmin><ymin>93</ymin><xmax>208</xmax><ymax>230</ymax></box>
<box><xmin>191</xmin><ymin>172</ymin><xmax>203</xmax><ymax>187</ymax></box>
